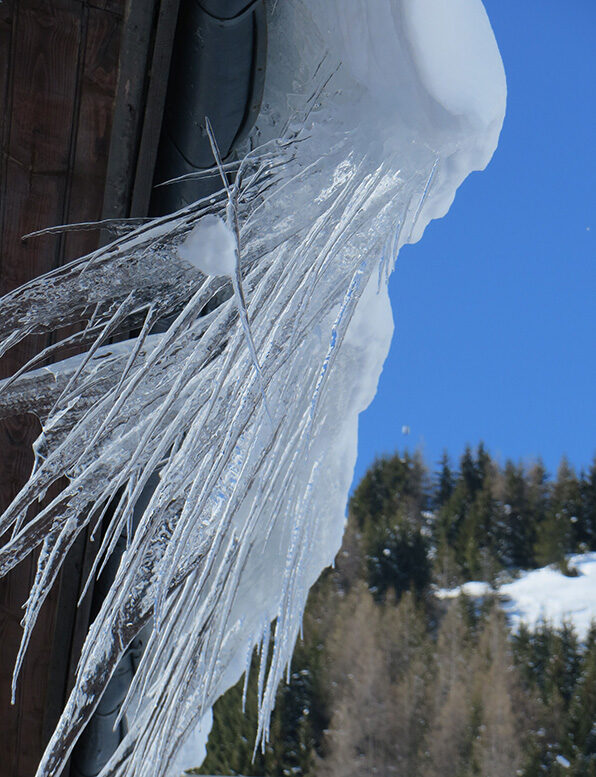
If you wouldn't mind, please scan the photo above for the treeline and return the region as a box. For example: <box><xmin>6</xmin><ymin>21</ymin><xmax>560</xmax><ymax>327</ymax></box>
<box><xmin>193</xmin><ymin>446</ymin><xmax>596</xmax><ymax>777</ymax></box>
<box><xmin>351</xmin><ymin>445</ymin><xmax>596</xmax><ymax>590</ymax></box>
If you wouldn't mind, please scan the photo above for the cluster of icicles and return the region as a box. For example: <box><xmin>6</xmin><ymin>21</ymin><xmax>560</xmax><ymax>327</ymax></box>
<box><xmin>0</xmin><ymin>119</ymin><xmax>437</xmax><ymax>777</ymax></box>
<box><xmin>0</xmin><ymin>1</ymin><xmax>505</xmax><ymax>775</ymax></box>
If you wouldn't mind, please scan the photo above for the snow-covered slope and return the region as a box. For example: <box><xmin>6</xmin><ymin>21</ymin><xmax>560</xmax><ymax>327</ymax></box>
<box><xmin>437</xmin><ymin>553</ymin><xmax>596</xmax><ymax>641</ymax></box>
<box><xmin>501</xmin><ymin>553</ymin><xmax>596</xmax><ymax>640</ymax></box>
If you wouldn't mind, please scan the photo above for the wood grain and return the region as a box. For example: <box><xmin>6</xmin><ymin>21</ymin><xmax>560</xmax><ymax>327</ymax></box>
<box><xmin>0</xmin><ymin>3</ymin><xmax>125</xmax><ymax>775</ymax></box>
<box><xmin>0</xmin><ymin>4</ymin><xmax>83</xmax><ymax>772</ymax></box>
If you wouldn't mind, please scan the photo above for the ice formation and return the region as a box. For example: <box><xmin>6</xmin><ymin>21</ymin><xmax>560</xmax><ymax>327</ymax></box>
<box><xmin>0</xmin><ymin>1</ymin><xmax>506</xmax><ymax>776</ymax></box>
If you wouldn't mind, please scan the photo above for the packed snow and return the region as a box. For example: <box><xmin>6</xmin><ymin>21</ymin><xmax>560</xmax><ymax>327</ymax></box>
<box><xmin>0</xmin><ymin>2</ymin><xmax>506</xmax><ymax>776</ymax></box>
<box><xmin>177</xmin><ymin>214</ymin><xmax>237</xmax><ymax>276</ymax></box>
<box><xmin>436</xmin><ymin>553</ymin><xmax>596</xmax><ymax>641</ymax></box>
<box><xmin>501</xmin><ymin>553</ymin><xmax>596</xmax><ymax>640</ymax></box>
<box><xmin>436</xmin><ymin>581</ymin><xmax>493</xmax><ymax>600</ymax></box>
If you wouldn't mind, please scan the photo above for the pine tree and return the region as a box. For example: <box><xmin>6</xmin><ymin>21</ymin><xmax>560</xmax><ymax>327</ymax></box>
<box><xmin>435</xmin><ymin>451</ymin><xmax>454</xmax><ymax>508</ymax></box>
<box><xmin>566</xmin><ymin>623</ymin><xmax>596</xmax><ymax>774</ymax></box>
<box><xmin>535</xmin><ymin>458</ymin><xmax>580</xmax><ymax>569</ymax></box>
<box><xmin>433</xmin><ymin>454</ymin><xmax>461</xmax><ymax>586</ymax></box>
<box><xmin>460</xmin><ymin>444</ymin><xmax>481</xmax><ymax>496</ymax></box>
<box><xmin>552</xmin><ymin>622</ymin><xmax>582</xmax><ymax>707</ymax></box>
<box><xmin>468</xmin><ymin>464</ymin><xmax>502</xmax><ymax>579</ymax></box>
<box><xmin>349</xmin><ymin>451</ymin><xmax>428</xmax><ymax>534</ymax></box>
<box><xmin>526</xmin><ymin>459</ymin><xmax>550</xmax><ymax>567</ymax></box>
<box><xmin>476</xmin><ymin>441</ymin><xmax>492</xmax><ymax>489</ymax></box>
<box><xmin>511</xmin><ymin>621</ymin><xmax>580</xmax><ymax>777</ymax></box>
<box><xmin>438</xmin><ymin>452</ymin><xmax>477</xmax><ymax>579</ymax></box>
<box><xmin>580</xmin><ymin>458</ymin><xmax>596</xmax><ymax>551</ymax></box>
<box><xmin>348</xmin><ymin>451</ymin><xmax>431</xmax><ymax>600</ymax></box>
<box><xmin>366</xmin><ymin>519</ymin><xmax>431</xmax><ymax>602</ymax></box>
<box><xmin>501</xmin><ymin>460</ymin><xmax>534</xmax><ymax>568</ymax></box>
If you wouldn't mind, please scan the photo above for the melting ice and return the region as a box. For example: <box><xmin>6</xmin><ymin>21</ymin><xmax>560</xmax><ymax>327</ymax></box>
<box><xmin>0</xmin><ymin>1</ymin><xmax>506</xmax><ymax>775</ymax></box>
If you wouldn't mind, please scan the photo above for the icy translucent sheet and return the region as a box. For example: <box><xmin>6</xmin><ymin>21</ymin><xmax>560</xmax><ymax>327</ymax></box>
<box><xmin>0</xmin><ymin>1</ymin><xmax>505</xmax><ymax>776</ymax></box>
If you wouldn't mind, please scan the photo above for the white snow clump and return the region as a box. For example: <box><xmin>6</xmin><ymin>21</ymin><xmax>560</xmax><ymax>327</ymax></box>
<box><xmin>177</xmin><ymin>215</ymin><xmax>237</xmax><ymax>276</ymax></box>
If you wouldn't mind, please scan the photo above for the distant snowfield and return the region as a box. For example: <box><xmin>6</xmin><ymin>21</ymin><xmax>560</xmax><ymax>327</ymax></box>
<box><xmin>436</xmin><ymin>553</ymin><xmax>596</xmax><ymax>641</ymax></box>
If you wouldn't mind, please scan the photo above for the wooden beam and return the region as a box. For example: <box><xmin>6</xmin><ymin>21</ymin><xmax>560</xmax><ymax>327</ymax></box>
<box><xmin>101</xmin><ymin>0</ymin><xmax>160</xmax><ymax>221</ymax></box>
<box><xmin>130</xmin><ymin>0</ymin><xmax>181</xmax><ymax>218</ymax></box>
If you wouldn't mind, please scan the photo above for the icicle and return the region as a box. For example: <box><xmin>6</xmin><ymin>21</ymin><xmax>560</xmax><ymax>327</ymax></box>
<box><xmin>0</xmin><ymin>1</ymin><xmax>506</xmax><ymax>774</ymax></box>
<box><xmin>241</xmin><ymin>638</ymin><xmax>253</xmax><ymax>714</ymax></box>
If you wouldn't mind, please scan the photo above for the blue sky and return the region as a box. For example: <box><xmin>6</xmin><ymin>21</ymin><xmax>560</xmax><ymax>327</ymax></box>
<box><xmin>355</xmin><ymin>0</ymin><xmax>596</xmax><ymax>484</ymax></box>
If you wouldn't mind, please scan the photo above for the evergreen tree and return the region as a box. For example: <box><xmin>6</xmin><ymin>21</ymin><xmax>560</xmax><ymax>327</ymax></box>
<box><xmin>527</xmin><ymin>459</ymin><xmax>550</xmax><ymax>567</ymax></box>
<box><xmin>366</xmin><ymin>519</ymin><xmax>431</xmax><ymax>602</ymax></box>
<box><xmin>468</xmin><ymin>464</ymin><xmax>502</xmax><ymax>579</ymax></box>
<box><xmin>432</xmin><ymin>454</ymin><xmax>460</xmax><ymax>586</ymax></box>
<box><xmin>435</xmin><ymin>451</ymin><xmax>454</xmax><ymax>508</ymax></box>
<box><xmin>475</xmin><ymin>442</ymin><xmax>492</xmax><ymax>489</ymax></box>
<box><xmin>501</xmin><ymin>460</ymin><xmax>534</xmax><ymax>568</ymax></box>
<box><xmin>535</xmin><ymin>458</ymin><xmax>581</xmax><ymax>568</ymax></box>
<box><xmin>567</xmin><ymin>623</ymin><xmax>596</xmax><ymax>775</ymax></box>
<box><xmin>552</xmin><ymin>622</ymin><xmax>582</xmax><ymax>707</ymax></box>
<box><xmin>460</xmin><ymin>444</ymin><xmax>481</xmax><ymax>496</ymax></box>
<box><xmin>349</xmin><ymin>451</ymin><xmax>431</xmax><ymax>600</ymax></box>
<box><xmin>349</xmin><ymin>451</ymin><xmax>428</xmax><ymax>534</ymax></box>
<box><xmin>512</xmin><ymin>621</ymin><xmax>584</xmax><ymax>777</ymax></box>
<box><xmin>196</xmin><ymin>446</ymin><xmax>596</xmax><ymax>777</ymax></box>
<box><xmin>442</xmin><ymin>444</ymin><xmax>501</xmax><ymax>580</ymax></box>
<box><xmin>580</xmin><ymin>458</ymin><xmax>596</xmax><ymax>551</ymax></box>
<box><xmin>438</xmin><ymin>454</ymin><xmax>477</xmax><ymax>578</ymax></box>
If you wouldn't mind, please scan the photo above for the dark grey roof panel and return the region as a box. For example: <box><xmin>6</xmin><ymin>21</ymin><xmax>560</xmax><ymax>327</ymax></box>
<box><xmin>198</xmin><ymin>0</ymin><xmax>258</xmax><ymax>19</ymax></box>
<box><xmin>151</xmin><ymin>0</ymin><xmax>266</xmax><ymax>213</ymax></box>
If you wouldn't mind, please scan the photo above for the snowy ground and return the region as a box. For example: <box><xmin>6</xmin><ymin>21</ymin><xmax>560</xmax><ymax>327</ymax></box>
<box><xmin>436</xmin><ymin>553</ymin><xmax>596</xmax><ymax>641</ymax></box>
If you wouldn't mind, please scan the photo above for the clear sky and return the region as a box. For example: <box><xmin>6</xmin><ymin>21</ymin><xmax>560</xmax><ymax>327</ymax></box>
<box><xmin>354</xmin><ymin>0</ymin><xmax>596</xmax><ymax>485</ymax></box>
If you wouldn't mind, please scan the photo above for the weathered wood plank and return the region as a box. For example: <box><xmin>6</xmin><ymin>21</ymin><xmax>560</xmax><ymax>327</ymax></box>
<box><xmin>102</xmin><ymin>0</ymin><xmax>160</xmax><ymax>220</ymax></box>
<box><xmin>42</xmin><ymin>8</ymin><xmax>126</xmax><ymax>750</ymax></box>
<box><xmin>89</xmin><ymin>0</ymin><xmax>126</xmax><ymax>16</ymax></box>
<box><xmin>64</xmin><ymin>4</ymin><xmax>123</xmax><ymax>260</ymax></box>
<box><xmin>0</xmin><ymin>4</ymin><xmax>81</xmax><ymax>302</ymax></box>
<box><xmin>0</xmin><ymin>1</ymin><xmax>172</xmax><ymax>774</ymax></box>
<box><xmin>0</xmin><ymin>3</ymin><xmax>14</xmax><ymax>224</ymax></box>
<box><xmin>130</xmin><ymin>0</ymin><xmax>181</xmax><ymax>217</ymax></box>
<box><xmin>6</xmin><ymin>4</ymin><xmax>81</xmax><ymax>176</ymax></box>
<box><xmin>0</xmin><ymin>4</ymin><xmax>84</xmax><ymax>776</ymax></box>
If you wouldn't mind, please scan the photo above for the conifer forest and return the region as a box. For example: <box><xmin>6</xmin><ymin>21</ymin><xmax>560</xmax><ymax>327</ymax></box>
<box><xmin>194</xmin><ymin>446</ymin><xmax>596</xmax><ymax>777</ymax></box>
